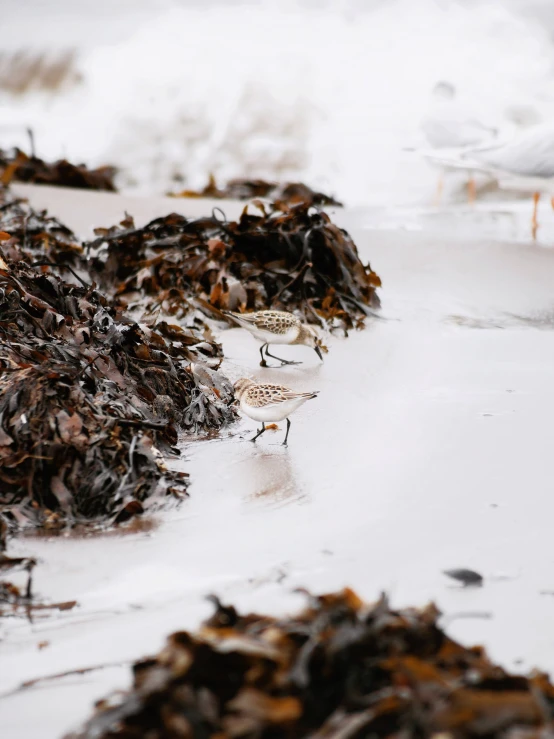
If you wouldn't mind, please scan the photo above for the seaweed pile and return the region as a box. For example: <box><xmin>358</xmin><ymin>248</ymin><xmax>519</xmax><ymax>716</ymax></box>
<box><xmin>68</xmin><ymin>587</ymin><xmax>554</xmax><ymax>738</ymax></box>
<box><xmin>0</xmin><ymin>188</ymin><xmax>235</xmax><ymax>530</ymax></box>
<box><xmin>171</xmin><ymin>175</ymin><xmax>342</xmax><ymax>207</ymax></box>
<box><xmin>87</xmin><ymin>202</ymin><xmax>380</xmax><ymax>332</ymax></box>
<box><xmin>0</xmin><ymin>148</ymin><xmax>116</xmax><ymax>191</ymax></box>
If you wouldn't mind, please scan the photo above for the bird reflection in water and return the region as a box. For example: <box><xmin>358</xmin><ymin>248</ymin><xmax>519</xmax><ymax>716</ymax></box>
<box><xmin>239</xmin><ymin>447</ymin><xmax>308</xmax><ymax>506</ymax></box>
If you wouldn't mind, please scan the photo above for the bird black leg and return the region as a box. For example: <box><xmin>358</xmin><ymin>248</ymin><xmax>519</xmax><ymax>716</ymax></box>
<box><xmin>265</xmin><ymin>345</ymin><xmax>302</xmax><ymax>366</ymax></box>
<box><xmin>250</xmin><ymin>423</ymin><xmax>266</xmax><ymax>442</ymax></box>
<box><xmin>282</xmin><ymin>418</ymin><xmax>291</xmax><ymax>446</ymax></box>
<box><xmin>25</xmin><ymin>567</ymin><xmax>33</xmax><ymax>600</ymax></box>
<box><xmin>259</xmin><ymin>344</ymin><xmax>268</xmax><ymax>368</ymax></box>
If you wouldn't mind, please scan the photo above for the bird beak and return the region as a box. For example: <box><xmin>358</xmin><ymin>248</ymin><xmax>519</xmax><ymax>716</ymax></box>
<box><xmin>314</xmin><ymin>344</ymin><xmax>323</xmax><ymax>361</ymax></box>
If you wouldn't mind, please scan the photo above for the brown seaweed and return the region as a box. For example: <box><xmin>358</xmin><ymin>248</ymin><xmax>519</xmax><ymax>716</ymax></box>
<box><xmin>86</xmin><ymin>201</ymin><xmax>380</xmax><ymax>333</ymax></box>
<box><xmin>171</xmin><ymin>175</ymin><xmax>342</xmax><ymax>207</ymax></box>
<box><xmin>0</xmin><ymin>188</ymin><xmax>235</xmax><ymax>530</ymax></box>
<box><xmin>0</xmin><ymin>147</ymin><xmax>116</xmax><ymax>191</ymax></box>
<box><xmin>67</xmin><ymin>587</ymin><xmax>554</xmax><ymax>739</ymax></box>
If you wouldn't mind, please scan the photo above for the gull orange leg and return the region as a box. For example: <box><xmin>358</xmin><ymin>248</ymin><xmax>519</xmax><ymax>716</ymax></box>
<box><xmin>551</xmin><ymin>196</ymin><xmax>554</xmax><ymax>210</ymax></box>
<box><xmin>532</xmin><ymin>192</ymin><xmax>540</xmax><ymax>240</ymax></box>
<box><xmin>467</xmin><ymin>174</ymin><xmax>476</xmax><ymax>204</ymax></box>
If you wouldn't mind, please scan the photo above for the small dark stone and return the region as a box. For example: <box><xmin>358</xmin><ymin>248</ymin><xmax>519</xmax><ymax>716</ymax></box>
<box><xmin>443</xmin><ymin>568</ymin><xmax>484</xmax><ymax>587</ymax></box>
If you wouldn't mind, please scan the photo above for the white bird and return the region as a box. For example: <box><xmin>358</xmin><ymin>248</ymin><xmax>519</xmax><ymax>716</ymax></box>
<box><xmin>223</xmin><ymin>310</ymin><xmax>324</xmax><ymax>367</ymax></box>
<box><xmin>233</xmin><ymin>377</ymin><xmax>318</xmax><ymax>445</ymax></box>
<box><xmin>419</xmin><ymin>81</ymin><xmax>498</xmax><ymax>204</ymax></box>
<box><xmin>458</xmin><ymin>123</ymin><xmax>554</xmax><ymax>239</ymax></box>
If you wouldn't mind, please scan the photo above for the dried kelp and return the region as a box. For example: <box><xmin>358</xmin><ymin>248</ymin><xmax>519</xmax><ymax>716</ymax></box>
<box><xmin>87</xmin><ymin>202</ymin><xmax>380</xmax><ymax>332</ymax></box>
<box><xmin>68</xmin><ymin>587</ymin><xmax>554</xmax><ymax>738</ymax></box>
<box><xmin>0</xmin><ymin>188</ymin><xmax>83</xmax><ymax>267</ymax></box>
<box><xmin>171</xmin><ymin>175</ymin><xmax>342</xmax><ymax>207</ymax></box>
<box><xmin>0</xmin><ymin>188</ymin><xmax>235</xmax><ymax>529</ymax></box>
<box><xmin>0</xmin><ymin>148</ymin><xmax>116</xmax><ymax>191</ymax></box>
<box><xmin>0</xmin><ymin>364</ymin><xmax>189</xmax><ymax>527</ymax></box>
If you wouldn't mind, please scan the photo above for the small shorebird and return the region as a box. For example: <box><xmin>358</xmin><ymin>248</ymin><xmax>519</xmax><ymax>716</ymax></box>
<box><xmin>233</xmin><ymin>377</ymin><xmax>318</xmax><ymax>445</ymax></box>
<box><xmin>223</xmin><ymin>310</ymin><xmax>324</xmax><ymax>367</ymax></box>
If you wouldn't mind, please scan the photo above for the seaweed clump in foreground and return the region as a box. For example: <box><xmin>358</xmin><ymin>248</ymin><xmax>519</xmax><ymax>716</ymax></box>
<box><xmin>171</xmin><ymin>175</ymin><xmax>342</xmax><ymax>208</ymax></box>
<box><xmin>0</xmin><ymin>147</ymin><xmax>117</xmax><ymax>191</ymax></box>
<box><xmin>68</xmin><ymin>587</ymin><xmax>554</xmax><ymax>738</ymax></box>
<box><xmin>0</xmin><ymin>188</ymin><xmax>235</xmax><ymax>530</ymax></box>
<box><xmin>87</xmin><ymin>201</ymin><xmax>380</xmax><ymax>333</ymax></box>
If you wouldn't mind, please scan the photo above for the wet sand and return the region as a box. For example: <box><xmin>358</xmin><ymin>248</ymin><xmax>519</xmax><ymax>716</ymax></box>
<box><xmin>2</xmin><ymin>185</ymin><xmax>554</xmax><ymax>737</ymax></box>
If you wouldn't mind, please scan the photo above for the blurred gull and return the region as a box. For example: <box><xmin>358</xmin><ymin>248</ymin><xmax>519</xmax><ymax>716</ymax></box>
<box><xmin>419</xmin><ymin>81</ymin><xmax>498</xmax><ymax>204</ymax></box>
<box><xmin>458</xmin><ymin>122</ymin><xmax>554</xmax><ymax>239</ymax></box>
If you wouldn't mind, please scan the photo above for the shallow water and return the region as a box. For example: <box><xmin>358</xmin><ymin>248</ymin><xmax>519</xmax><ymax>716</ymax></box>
<box><xmin>2</xmin><ymin>185</ymin><xmax>554</xmax><ymax>736</ymax></box>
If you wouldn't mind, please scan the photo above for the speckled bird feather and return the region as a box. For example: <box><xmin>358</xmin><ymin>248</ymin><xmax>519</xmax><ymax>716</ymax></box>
<box><xmin>225</xmin><ymin>310</ymin><xmax>301</xmax><ymax>335</ymax></box>
<box><xmin>242</xmin><ymin>383</ymin><xmax>317</xmax><ymax>408</ymax></box>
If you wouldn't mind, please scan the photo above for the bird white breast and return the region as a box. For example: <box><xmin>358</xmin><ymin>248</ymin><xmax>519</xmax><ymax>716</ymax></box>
<box><xmin>240</xmin><ymin>396</ymin><xmax>311</xmax><ymax>423</ymax></box>
<box><xmin>248</xmin><ymin>325</ymin><xmax>300</xmax><ymax>345</ymax></box>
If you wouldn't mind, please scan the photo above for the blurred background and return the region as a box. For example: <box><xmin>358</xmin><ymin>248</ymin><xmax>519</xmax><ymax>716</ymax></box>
<box><xmin>2</xmin><ymin>0</ymin><xmax>554</xmax><ymax>206</ymax></box>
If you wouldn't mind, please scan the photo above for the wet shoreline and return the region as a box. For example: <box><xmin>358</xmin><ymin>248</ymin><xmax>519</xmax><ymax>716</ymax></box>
<box><xmin>2</xmin><ymin>184</ymin><xmax>554</xmax><ymax>736</ymax></box>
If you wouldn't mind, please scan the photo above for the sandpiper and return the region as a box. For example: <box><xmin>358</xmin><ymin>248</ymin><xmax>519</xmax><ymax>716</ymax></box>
<box><xmin>233</xmin><ymin>377</ymin><xmax>318</xmax><ymax>445</ymax></box>
<box><xmin>223</xmin><ymin>310</ymin><xmax>324</xmax><ymax>367</ymax></box>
